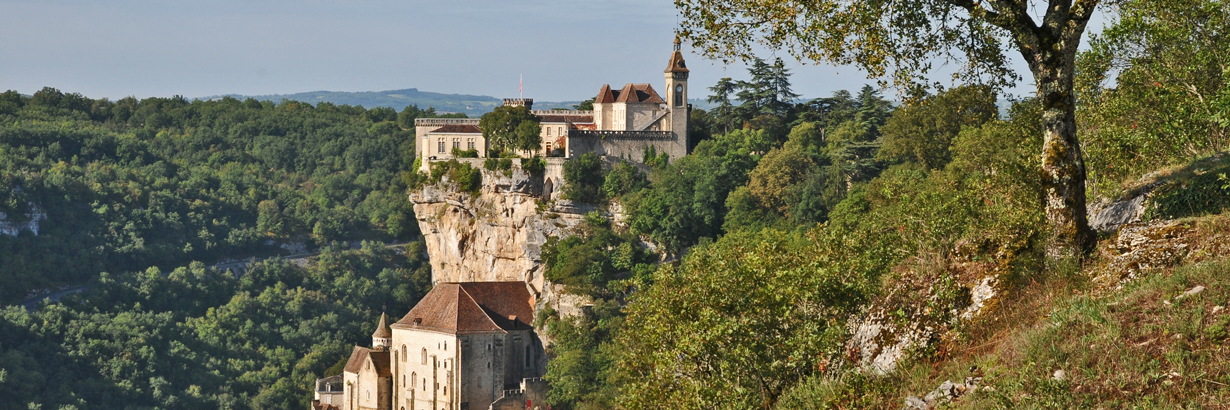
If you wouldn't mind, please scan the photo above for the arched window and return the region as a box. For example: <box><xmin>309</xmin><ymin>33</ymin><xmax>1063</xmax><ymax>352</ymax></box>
<box><xmin>411</xmin><ymin>372</ymin><xmax>417</xmax><ymax>389</ymax></box>
<box><xmin>421</xmin><ymin>348</ymin><xmax>427</xmax><ymax>365</ymax></box>
<box><xmin>675</xmin><ymin>84</ymin><xmax>684</xmax><ymax>107</ymax></box>
<box><xmin>402</xmin><ymin>345</ymin><xmax>407</xmax><ymax>361</ymax></box>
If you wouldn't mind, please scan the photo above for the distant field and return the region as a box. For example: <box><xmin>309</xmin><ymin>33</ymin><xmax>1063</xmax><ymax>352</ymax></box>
<box><xmin>200</xmin><ymin>88</ymin><xmax>715</xmax><ymax>116</ymax></box>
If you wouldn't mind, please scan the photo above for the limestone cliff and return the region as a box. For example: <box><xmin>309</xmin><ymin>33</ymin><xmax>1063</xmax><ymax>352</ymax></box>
<box><xmin>409</xmin><ymin>158</ymin><xmax>597</xmax><ymax>317</ymax></box>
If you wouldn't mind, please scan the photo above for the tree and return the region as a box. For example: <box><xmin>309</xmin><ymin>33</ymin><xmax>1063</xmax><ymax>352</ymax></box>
<box><xmin>479</xmin><ymin>105</ymin><xmax>541</xmax><ymax>155</ymax></box>
<box><xmin>678</xmin><ymin>0</ymin><xmax>1104</xmax><ymax>255</ymax></box>
<box><xmin>878</xmin><ymin>85</ymin><xmax>999</xmax><ymax>169</ymax></box>
<box><xmin>563</xmin><ymin>152</ymin><xmax>606</xmax><ymax>203</ymax></box>
<box><xmin>617</xmin><ymin>229</ymin><xmax>865</xmax><ymax>410</ymax></box>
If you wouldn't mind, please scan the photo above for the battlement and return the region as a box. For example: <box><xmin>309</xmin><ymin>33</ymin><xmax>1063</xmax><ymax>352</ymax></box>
<box><xmin>502</xmin><ymin>98</ymin><xmax>534</xmax><ymax>109</ymax></box>
<box><xmin>567</xmin><ymin>130</ymin><xmax>674</xmax><ymax>140</ymax></box>
<box><xmin>414</xmin><ymin>118</ymin><xmax>480</xmax><ymax>127</ymax></box>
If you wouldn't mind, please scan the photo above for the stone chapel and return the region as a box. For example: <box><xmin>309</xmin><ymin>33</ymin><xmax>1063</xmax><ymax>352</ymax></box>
<box><xmin>314</xmin><ymin>282</ymin><xmax>546</xmax><ymax>410</ymax></box>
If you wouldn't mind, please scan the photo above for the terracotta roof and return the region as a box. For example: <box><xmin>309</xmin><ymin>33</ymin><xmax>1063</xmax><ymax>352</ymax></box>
<box><xmin>372</xmin><ymin>312</ymin><xmax>391</xmax><ymax>339</ymax></box>
<box><xmin>428</xmin><ymin>124</ymin><xmax>482</xmax><ymax>134</ymax></box>
<box><xmin>394</xmin><ymin>282</ymin><xmax>535</xmax><ymax>334</ymax></box>
<box><xmin>611</xmin><ymin>83</ymin><xmax>665</xmax><ymax>104</ymax></box>
<box><xmin>343</xmin><ymin>346</ymin><xmax>391</xmax><ymax>377</ymax></box>
<box><xmin>539</xmin><ymin>115</ymin><xmax>594</xmax><ymax>124</ymax></box>
<box><xmin>595</xmin><ymin>84</ymin><xmax>616</xmax><ymax>104</ymax></box>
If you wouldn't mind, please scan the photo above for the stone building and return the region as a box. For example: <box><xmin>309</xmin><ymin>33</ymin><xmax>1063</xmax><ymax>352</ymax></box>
<box><xmin>414</xmin><ymin>37</ymin><xmax>691</xmax><ymax>170</ymax></box>
<box><xmin>324</xmin><ymin>282</ymin><xmax>545</xmax><ymax>410</ymax></box>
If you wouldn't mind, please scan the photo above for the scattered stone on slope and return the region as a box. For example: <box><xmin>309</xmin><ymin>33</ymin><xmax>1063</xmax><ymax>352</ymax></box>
<box><xmin>1094</xmin><ymin>220</ymin><xmax>1193</xmax><ymax>286</ymax></box>
<box><xmin>903</xmin><ymin>376</ymin><xmax>982</xmax><ymax>410</ymax></box>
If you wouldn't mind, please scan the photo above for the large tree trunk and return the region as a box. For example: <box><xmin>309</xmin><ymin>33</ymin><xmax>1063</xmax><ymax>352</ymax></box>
<box><xmin>1030</xmin><ymin>37</ymin><xmax>1096</xmax><ymax>257</ymax></box>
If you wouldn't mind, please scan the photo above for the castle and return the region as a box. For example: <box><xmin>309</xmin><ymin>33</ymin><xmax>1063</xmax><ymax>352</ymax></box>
<box><xmin>313</xmin><ymin>37</ymin><xmax>692</xmax><ymax>410</ymax></box>
<box><xmin>414</xmin><ymin>37</ymin><xmax>691</xmax><ymax>171</ymax></box>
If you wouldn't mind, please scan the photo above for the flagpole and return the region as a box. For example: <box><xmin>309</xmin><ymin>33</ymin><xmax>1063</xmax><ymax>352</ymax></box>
<box><xmin>519</xmin><ymin>74</ymin><xmax>523</xmax><ymax>99</ymax></box>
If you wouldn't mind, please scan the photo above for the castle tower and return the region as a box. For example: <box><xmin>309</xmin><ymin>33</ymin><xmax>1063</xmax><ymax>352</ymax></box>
<box><xmin>371</xmin><ymin>312</ymin><xmax>391</xmax><ymax>350</ymax></box>
<box><xmin>664</xmin><ymin>35</ymin><xmax>690</xmax><ymax>149</ymax></box>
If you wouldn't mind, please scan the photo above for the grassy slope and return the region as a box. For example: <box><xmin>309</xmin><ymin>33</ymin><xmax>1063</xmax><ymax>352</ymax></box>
<box><xmin>788</xmin><ymin>214</ymin><xmax>1230</xmax><ymax>409</ymax></box>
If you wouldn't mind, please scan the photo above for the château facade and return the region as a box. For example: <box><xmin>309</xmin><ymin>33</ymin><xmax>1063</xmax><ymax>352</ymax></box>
<box><xmin>313</xmin><ymin>282</ymin><xmax>545</xmax><ymax>410</ymax></box>
<box><xmin>415</xmin><ymin>37</ymin><xmax>691</xmax><ymax>171</ymax></box>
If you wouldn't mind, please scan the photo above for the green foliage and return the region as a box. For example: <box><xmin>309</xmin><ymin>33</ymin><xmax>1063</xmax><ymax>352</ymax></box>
<box><xmin>0</xmin><ymin>241</ymin><xmax>431</xmax><ymax>410</ymax></box>
<box><xmin>1078</xmin><ymin>0</ymin><xmax>1230</xmax><ymax>194</ymax></box>
<box><xmin>1144</xmin><ymin>160</ymin><xmax>1230</xmax><ymax>220</ymax></box>
<box><xmin>521</xmin><ymin>157</ymin><xmax>546</xmax><ymax>175</ymax></box>
<box><xmin>479</xmin><ymin>105</ymin><xmax>541</xmax><ymax>154</ymax></box>
<box><xmin>541</xmin><ymin>215</ymin><xmax>655</xmax><ymax>410</ymax></box>
<box><xmin>563</xmin><ymin>152</ymin><xmax>606</xmax><ymax>203</ymax></box>
<box><xmin>0</xmin><ymin>89</ymin><xmax>420</xmax><ymax>303</ymax></box>
<box><xmin>428</xmin><ymin>159</ymin><xmax>481</xmax><ymax>194</ymax></box>
<box><xmin>878</xmin><ymin>85</ymin><xmax>998</xmax><ymax>169</ymax></box>
<box><xmin>451</xmin><ymin>148</ymin><xmax>479</xmax><ymax>158</ymax></box>
<box><xmin>616</xmin><ymin>228</ymin><xmax>871</xmax><ymax>410</ymax></box>
<box><xmin>601</xmin><ymin>161</ymin><xmax>648</xmax><ymax>200</ymax></box>
<box><xmin>627</xmin><ymin>128</ymin><xmax>770</xmax><ymax>251</ymax></box>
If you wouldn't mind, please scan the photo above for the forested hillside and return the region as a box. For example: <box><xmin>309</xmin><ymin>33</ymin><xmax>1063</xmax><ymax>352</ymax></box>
<box><xmin>0</xmin><ymin>91</ymin><xmax>447</xmax><ymax>303</ymax></box>
<box><xmin>538</xmin><ymin>1</ymin><xmax>1230</xmax><ymax>408</ymax></box>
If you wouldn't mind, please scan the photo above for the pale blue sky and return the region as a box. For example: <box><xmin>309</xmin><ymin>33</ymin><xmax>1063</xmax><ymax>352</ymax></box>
<box><xmin>0</xmin><ymin>0</ymin><xmax>1110</xmax><ymax>102</ymax></box>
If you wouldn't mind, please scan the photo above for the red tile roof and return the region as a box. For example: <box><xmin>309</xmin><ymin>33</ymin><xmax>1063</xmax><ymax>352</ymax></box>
<box><xmin>394</xmin><ymin>282</ymin><xmax>534</xmax><ymax>334</ymax></box>
<box><xmin>610</xmin><ymin>83</ymin><xmax>665</xmax><ymax>104</ymax></box>
<box><xmin>665</xmin><ymin>51</ymin><xmax>689</xmax><ymax>73</ymax></box>
<box><xmin>428</xmin><ymin>124</ymin><xmax>482</xmax><ymax>134</ymax></box>
<box><xmin>343</xmin><ymin>346</ymin><xmax>391</xmax><ymax>377</ymax></box>
<box><xmin>595</xmin><ymin>84</ymin><xmax>616</xmax><ymax>104</ymax></box>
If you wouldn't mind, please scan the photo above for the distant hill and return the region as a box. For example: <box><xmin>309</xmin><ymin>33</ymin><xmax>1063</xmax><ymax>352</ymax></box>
<box><xmin>200</xmin><ymin>88</ymin><xmax>715</xmax><ymax>117</ymax></box>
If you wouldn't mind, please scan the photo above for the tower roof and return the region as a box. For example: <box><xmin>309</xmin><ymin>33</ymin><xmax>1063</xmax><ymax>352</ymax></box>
<box><xmin>372</xmin><ymin>312</ymin><xmax>391</xmax><ymax>339</ymax></box>
<box><xmin>595</xmin><ymin>84</ymin><xmax>616</xmax><ymax>104</ymax></box>
<box><xmin>665</xmin><ymin>36</ymin><xmax>689</xmax><ymax>74</ymax></box>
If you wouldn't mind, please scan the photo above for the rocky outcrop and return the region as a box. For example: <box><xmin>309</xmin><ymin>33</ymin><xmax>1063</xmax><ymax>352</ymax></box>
<box><xmin>410</xmin><ymin>159</ymin><xmax>606</xmax><ymax>318</ymax></box>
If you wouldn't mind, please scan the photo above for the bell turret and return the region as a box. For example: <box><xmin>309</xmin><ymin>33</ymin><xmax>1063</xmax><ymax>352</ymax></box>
<box><xmin>371</xmin><ymin>312</ymin><xmax>391</xmax><ymax>350</ymax></box>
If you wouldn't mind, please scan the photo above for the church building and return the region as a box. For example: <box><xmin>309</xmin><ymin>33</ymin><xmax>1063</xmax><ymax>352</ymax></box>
<box><xmin>316</xmin><ymin>282</ymin><xmax>545</xmax><ymax>410</ymax></box>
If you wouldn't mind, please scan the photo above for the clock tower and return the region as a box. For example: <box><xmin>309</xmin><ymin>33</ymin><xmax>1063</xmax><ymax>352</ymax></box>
<box><xmin>664</xmin><ymin>35</ymin><xmax>690</xmax><ymax>150</ymax></box>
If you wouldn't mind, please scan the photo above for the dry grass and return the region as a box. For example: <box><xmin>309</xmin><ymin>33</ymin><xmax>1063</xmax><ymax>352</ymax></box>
<box><xmin>778</xmin><ymin>215</ymin><xmax>1230</xmax><ymax>409</ymax></box>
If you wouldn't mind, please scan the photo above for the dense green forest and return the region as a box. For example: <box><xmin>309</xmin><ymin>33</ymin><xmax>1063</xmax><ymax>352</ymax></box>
<box><xmin>2</xmin><ymin>242</ymin><xmax>431</xmax><ymax>409</ymax></box>
<box><xmin>0</xmin><ymin>90</ymin><xmax>455</xmax><ymax>303</ymax></box>
<box><xmin>539</xmin><ymin>1</ymin><xmax>1230</xmax><ymax>408</ymax></box>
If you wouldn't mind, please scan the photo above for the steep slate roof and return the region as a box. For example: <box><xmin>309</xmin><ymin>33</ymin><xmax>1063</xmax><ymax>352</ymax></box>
<box><xmin>372</xmin><ymin>312</ymin><xmax>391</xmax><ymax>339</ymax></box>
<box><xmin>428</xmin><ymin>124</ymin><xmax>482</xmax><ymax>134</ymax></box>
<box><xmin>394</xmin><ymin>282</ymin><xmax>534</xmax><ymax>334</ymax></box>
<box><xmin>343</xmin><ymin>346</ymin><xmax>391</xmax><ymax>377</ymax></box>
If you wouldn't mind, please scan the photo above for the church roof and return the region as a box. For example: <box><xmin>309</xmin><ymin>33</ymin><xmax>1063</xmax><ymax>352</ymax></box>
<box><xmin>372</xmin><ymin>312</ymin><xmax>391</xmax><ymax>339</ymax></box>
<box><xmin>428</xmin><ymin>124</ymin><xmax>482</xmax><ymax>134</ymax></box>
<box><xmin>343</xmin><ymin>346</ymin><xmax>391</xmax><ymax>377</ymax></box>
<box><xmin>605</xmin><ymin>83</ymin><xmax>665</xmax><ymax>104</ymax></box>
<box><xmin>394</xmin><ymin>282</ymin><xmax>535</xmax><ymax>334</ymax></box>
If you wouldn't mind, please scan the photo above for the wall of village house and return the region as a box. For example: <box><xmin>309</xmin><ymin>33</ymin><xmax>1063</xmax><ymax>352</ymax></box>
<box><xmin>350</xmin><ymin>356</ymin><xmax>389</xmax><ymax>410</ymax></box>
<box><xmin>392</xmin><ymin>328</ymin><xmax>459</xmax><ymax>410</ymax></box>
<box><xmin>458</xmin><ymin>333</ymin><xmax>506</xmax><ymax>410</ymax></box>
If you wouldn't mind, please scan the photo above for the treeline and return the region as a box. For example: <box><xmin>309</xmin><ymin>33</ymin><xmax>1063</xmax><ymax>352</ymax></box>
<box><xmin>1</xmin><ymin>241</ymin><xmax>431</xmax><ymax>409</ymax></box>
<box><xmin>540</xmin><ymin>1</ymin><xmax>1230</xmax><ymax>408</ymax></box>
<box><xmin>0</xmin><ymin>90</ymin><xmax>451</xmax><ymax>302</ymax></box>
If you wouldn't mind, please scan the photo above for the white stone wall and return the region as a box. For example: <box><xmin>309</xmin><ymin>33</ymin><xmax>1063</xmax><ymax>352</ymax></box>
<box><xmin>392</xmin><ymin>327</ymin><xmax>459</xmax><ymax>410</ymax></box>
<box><xmin>0</xmin><ymin>210</ymin><xmax>46</xmax><ymax>237</ymax></box>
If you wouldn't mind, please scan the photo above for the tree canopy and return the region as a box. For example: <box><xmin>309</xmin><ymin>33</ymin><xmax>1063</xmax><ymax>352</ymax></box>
<box><xmin>677</xmin><ymin>0</ymin><xmax>1106</xmax><ymax>255</ymax></box>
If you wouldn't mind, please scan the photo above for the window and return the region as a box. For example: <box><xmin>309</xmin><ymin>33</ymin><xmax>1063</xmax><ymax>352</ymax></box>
<box><xmin>402</xmin><ymin>375</ymin><xmax>405</xmax><ymax>387</ymax></box>
<box><xmin>402</xmin><ymin>345</ymin><xmax>407</xmax><ymax>361</ymax></box>
<box><xmin>487</xmin><ymin>343</ymin><xmax>491</xmax><ymax>351</ymax></box>
<box><xmin>411</xmin><ymin>372</ymin><xmax>416</xmax><ymax>389</ymax></box>
<box><xmin>444</xmin><ymin>341</ymin><xmax>447</xmax><ymax>351</ymax></box>
<box><xmin>438</xmin><ymin>139</ymin><xmax>445</xmax><ymax>153</ymax></box>
<box><xmin>421</xmin><ymin>348</ymin><xmax>427</xmax><ymax>365</ymax></box>
<box><xmin>486</xmin><ymin>362</ymin><xmax>490</xmax><ymax>369</ymax></box>
<box><xmin>546</xmin><ymin>128</ymin><xmax>551</xmax><ymax>137</ymax></box>
<box><xmin>545</xmin><ymin>142</ymin><xmax>552</xmax><ymax>154</ymax></box>
<box><xmin>675</xmin><ymin>84</ymin><xmax>684</xmax><ymax>106</ymax></box>
<box><xmin>558</xmin><ymin>127</ymin><xmax>563</xmax><ymax>136</ymax></box>
<box><xmin>467</xmin><ymin>138</ymin><xmax>475</xmax><ymax>150</ymax></box>
<box><xmin>452</xmin><ymin>139</ymin><xmax>460</xmax><ymax>150</ymax></box>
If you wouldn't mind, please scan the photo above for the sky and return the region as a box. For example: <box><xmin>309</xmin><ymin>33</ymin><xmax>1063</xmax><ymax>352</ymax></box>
<box><xmin>0</xmin><ymin>0</ymin><xmax>1113</xmax><ymax>102</ymax></box>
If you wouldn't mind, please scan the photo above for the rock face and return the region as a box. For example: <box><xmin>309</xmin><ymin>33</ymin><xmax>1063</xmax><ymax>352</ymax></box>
<box><xmin>410</xmin><ymin>159</ymin><xmax>603</xmax><ymax>317</ymax></box>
